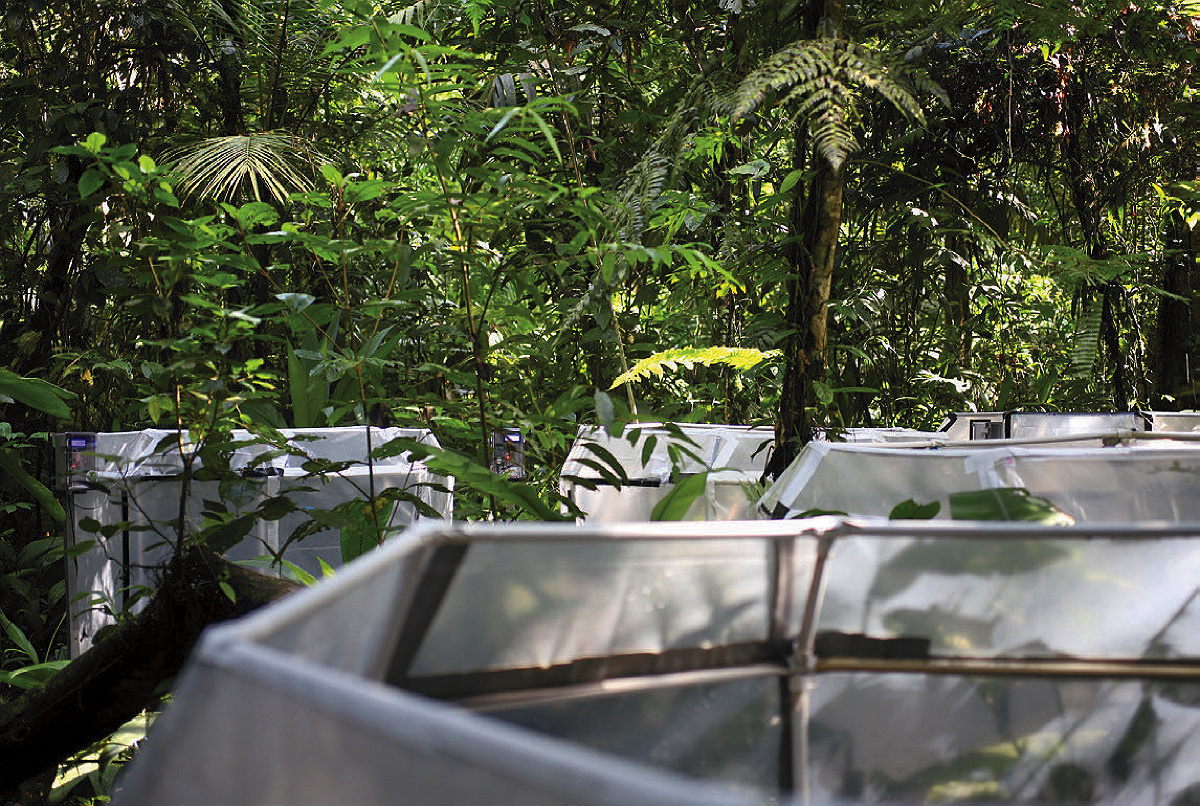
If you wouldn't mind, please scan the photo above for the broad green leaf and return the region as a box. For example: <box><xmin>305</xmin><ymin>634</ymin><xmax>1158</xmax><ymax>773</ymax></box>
<box><xmin>779</xmin><ymin>169</ymin><xmax>807</xmax><ymax>194</ymax></box>
<box><xmin>0</xmin><ymin>660</ymin><xmax>68</xmax><ymax>690</ymax></box>
<box><xmin>281</xmin><ymin>559</ymin><xmax>318</xmax><ymax>585</ymax></box>
<box><xmin>79</xmin><ymin>168</ymin><xmax>105</xmax><ymax>198</ymax></box>
<box><xmin>948</xmin><ymin>488</ymin><xmax>1074</xmax><ymax>525</ymax></box>
<box><xmin>320</xmin><ymin>163</ymin><xmax>344</xmax><ymax>186</ymax></box>
<box><xmin>651</xmin><ymin>472</ymin><xmax>708</xmax><ymax>521</ymax></box>
<box><xmin>888</xmin><ymin>498</ymin><xmax>941</xmax><ymax>520</ymax></box>
<box><xmin>0</xmin><ymin>609</ymin><xmax>39</xmax><ymax>663</ymax></box>
<box><xmin>0</xmin><ymin>448</ymin><xmax>66</xmax><ymax>522</ymax></box>
<box><xmin>287</xmin><ymin>345</ymin><xmax>312</xmax><ymax>428</ymax></box>
<box><xmin>0</xmin><ymin>369</ymin><xmax>76</xmax><ymax>419</ymax></box>
<box><xmin>640</xmin><ymin>435</ymin><xmax>658</xmax><ymax>468</ymax></box>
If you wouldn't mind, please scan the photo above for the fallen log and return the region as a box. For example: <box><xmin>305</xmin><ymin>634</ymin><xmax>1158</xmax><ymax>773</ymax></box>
<box><xmin>0</xmin><ymin>547</ymin><xmax>299</xmax><ymax>796</ymax></box>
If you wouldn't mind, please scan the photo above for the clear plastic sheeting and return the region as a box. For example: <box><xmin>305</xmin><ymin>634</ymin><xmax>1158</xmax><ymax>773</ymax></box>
<box><xmin>1150</xmin><ymin>411</ymin><xmax>1200</xmax><ymax>432</ymax></box>
<box><xmin>116</xmin><ymin>518</ymin><xmax>1200</xmax><ymax>806</ymax></box>
<box><xmin>58</xmin><ymin>427</ymin><xmax>451</xmax><ymax>656</ymax></box>
<box><xmin>806</xmin><ymin>673</ymin><xmax>1200</xmax><ymax>804</ymax></box>
<box><xmin>118</xmin><ymin>636</ymin><xmax>770</xmax><ymax>806</ymax></box>
<box><xmin>818</xmin><ymin>532</ymin><xmax>1200</xmax><ymax>659</ymax></box>
<box><xmin>815</xmin><ymin>427</ymin><xmax>945</xmax><ymax>444</ymax></box>
<box><xmin>1006</xmin><ymin>411</ymin><xmax>1148</xmax><ymax>439</ymax></box>
<box><xmin>939</xmin><ymin>410</ymin><xmax>1200</xmax><ymax>441</ymax></box>
<box><xmin>406</xmin><ymin>538</ymin><xmax>777</xmax><ymax>676</ymax></box>
<box><xmin>559</xmin><ymin>424</ymin><xmax>774</xmax><ymax>522</ymax></box>
<box><xmin>994</xmin><ymin>447</ymin><xmax>1200</xmax><ymax>522</ymax></box>
<box><xmin>759</xmin><ymin>439</ymin><xmax>1200</xmax><ymax>521</ymax></box>
<box><xmin>484</xmin><ymin>675</ymin><xmax>785</xmax><ymax>792</ymax></box>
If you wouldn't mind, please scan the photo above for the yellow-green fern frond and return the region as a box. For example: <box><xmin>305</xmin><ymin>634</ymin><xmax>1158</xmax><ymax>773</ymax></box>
<box><xmin>611</xmin><ymin>347</ymin><xmax>781</xmax><ymax>389</ymax></box>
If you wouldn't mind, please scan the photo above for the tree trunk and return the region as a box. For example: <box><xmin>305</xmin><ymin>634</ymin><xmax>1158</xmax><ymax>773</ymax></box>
<box><xmin>1152</xmin><ymin>208</ymin><xmax>1200</xmax><ymax>408</ymax></box>
<box><xmin>0</xmin><ymin>548</ymin><xmax>299</xmax><ymax>797</ymax></box>
<box><xmin>943</xmin><ymin>234</ymin><xmax>971</xmax><ymax>369</ymax></box>
<box><xmin>764</xmin><ymin>0</ymin><xmax>847</xmax><ymax>481</ymax></box>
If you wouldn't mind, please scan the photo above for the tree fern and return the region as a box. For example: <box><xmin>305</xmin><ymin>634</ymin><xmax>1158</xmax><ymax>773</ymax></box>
<box><xmin>561</xmin><ymin>74</ymin><xmax>727</xmax><ymax>334</ymax></box>
<box><xmin>731</xmin><ymin>39</ymin><xmax>945</xmax><ymax>170</ymax></box>
<box><xmin>610</xmin><ymin>347</ymin><xmax>781</xmax><ymax>389</ymax></box>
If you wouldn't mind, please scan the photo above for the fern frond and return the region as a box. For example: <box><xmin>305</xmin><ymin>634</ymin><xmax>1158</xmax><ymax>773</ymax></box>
<box><xmin>786</xmin><ymin>77</ymin><xmax>856</xmax><ymax>168</ymax></box>
<box><xmin>837</xmin><ymin>43</ymin><xmax>927</xmax><ymax>123</ymax></box>
<box><xmin>1037</xmin><ymin>245</ymin><xmax>1143</xmax><ymax>287</ymax></box>
<box><xmin>610</xmin><ymin>347</ymin><xmax>782</xmax><ymax>388</ymax></box>
<box><xmin>732</xmin><ymin>38</ymin><xmax>944</xmax><ymax>170</ymax></box>
<box><xmin>906</xmin><ymin>68</ymin><xmax>951</xmax><ymax>110</ymax></box>
<box><xmin>1069</xmin><ymin>297</ymin><xmax>1103</xmax><ymax>378</ymax></box>
<box><xmin>732</xmin><ymin>40</ymin><xmax>834</xmax><ymax>119</ymax></box>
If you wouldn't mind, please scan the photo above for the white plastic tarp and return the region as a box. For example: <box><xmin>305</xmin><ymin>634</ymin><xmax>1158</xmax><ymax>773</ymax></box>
<box><xmin>816</xmin><ymin>426</ymin><xmax>944</xmax><ymax>443</ymax></box>
<box><xmin>116</xmin><ymin>518</ymin><xmax>1200</xmax><ymax>806</ymax></box>
<box><xmin>61</xmin><ymin>427</ymin><xmax>450</xmax><ymax>656</ymax></box>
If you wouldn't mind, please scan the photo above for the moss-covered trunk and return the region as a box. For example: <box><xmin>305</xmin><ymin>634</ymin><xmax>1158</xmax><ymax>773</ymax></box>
<box><xmin>0</xmin><ymin>548</ymin><xmax>298</xmax><ymax>796</ymax></box>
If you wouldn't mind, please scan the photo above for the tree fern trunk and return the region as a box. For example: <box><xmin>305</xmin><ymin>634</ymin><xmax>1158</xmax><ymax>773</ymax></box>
<box><xmin>806</xmin><ymin>157</ymin><xmax>845</xmax><ymax>367</ymax></box>
<box><xmin>765</xmin><ymin>0</ymin><xmax>846</xmax><ymax>482</ymax></box>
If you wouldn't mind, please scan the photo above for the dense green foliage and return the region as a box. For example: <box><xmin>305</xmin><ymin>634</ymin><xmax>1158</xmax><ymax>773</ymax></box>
<box><xmin>0</xmin><ymin>0</ymin><xmax>1197</xmax><ymax>797</ymax></box>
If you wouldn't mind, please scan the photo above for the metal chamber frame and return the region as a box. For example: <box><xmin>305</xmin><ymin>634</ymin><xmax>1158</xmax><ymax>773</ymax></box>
<box><xmin>116</xmin><ymin>517</ymin><xmax>1200</xmax><ymax>805</ymax></box>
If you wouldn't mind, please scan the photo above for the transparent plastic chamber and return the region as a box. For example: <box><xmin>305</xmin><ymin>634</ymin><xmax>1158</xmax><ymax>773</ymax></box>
<box><xmin>759</xmin><ymin>434</ymin><xmax>1200</xmax><ymax>522</ymax></box>
<box><xmin>558</xmin><ymin>424</ymin><xmax>941</xmax><ymax>523</ymax></box>
<box><xmin>56</xmin><ymin>427</ymin><xmax>452</xmax><ymax>656</ymax></box>
<box><xmin>560</xmin><ymin>424</ymin><xmax>775</xmax><ymax>522</ymax></box>
<box><xmin>117</xmin><ymin>518</ymin><xmax>1200</xmax><ymax>806</ymax></box>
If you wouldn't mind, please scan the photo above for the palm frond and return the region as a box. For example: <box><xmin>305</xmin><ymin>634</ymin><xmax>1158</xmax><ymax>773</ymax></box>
<box><xmin>166</xmin><ymin>131</ymin><xmax>324</xmax><ymax>202</ymax></box>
